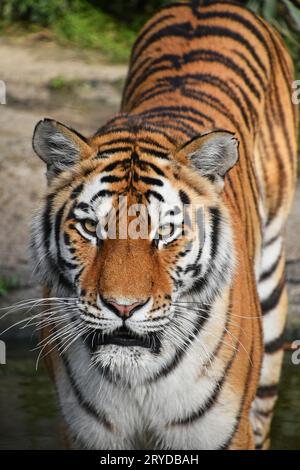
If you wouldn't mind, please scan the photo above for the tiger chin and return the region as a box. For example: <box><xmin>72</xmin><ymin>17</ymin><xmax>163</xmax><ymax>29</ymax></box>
<box><xmin>30</xmin><ymin>1</ymin><xmax>298</xmax><ymax>451</ymax></box>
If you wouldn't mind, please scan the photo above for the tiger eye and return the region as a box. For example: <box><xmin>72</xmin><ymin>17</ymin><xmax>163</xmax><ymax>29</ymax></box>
<box><xmin>82</xmin><ymin>219</ymin><xmax>97</xmax><ymax>235</ymax></box>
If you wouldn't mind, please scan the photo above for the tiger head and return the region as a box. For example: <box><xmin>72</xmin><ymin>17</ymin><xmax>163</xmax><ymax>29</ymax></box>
<box><xmin>31</xmin><ymin>118</ymin><xmax>238</xmax><ymax>383</ymax></box>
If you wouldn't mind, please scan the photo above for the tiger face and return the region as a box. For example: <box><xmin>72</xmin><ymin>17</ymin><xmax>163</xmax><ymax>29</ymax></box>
<box><xmin>31</xmin><ymin>118</ymin><xmax>238</xmax><ymax>383</ymax></box>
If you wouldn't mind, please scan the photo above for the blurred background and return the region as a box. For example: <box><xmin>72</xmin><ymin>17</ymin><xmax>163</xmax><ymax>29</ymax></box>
<box><xmin>0</xmin><ymin>0</ymin><xmax>299</xmax><ymax>450</ymax></box>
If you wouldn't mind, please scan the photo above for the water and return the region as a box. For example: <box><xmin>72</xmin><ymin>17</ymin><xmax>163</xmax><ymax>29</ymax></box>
<box><xmin>271</xmin><ymin>353</ymin><xmax>300</xmax><ymax>450</ymax></box>
<box><xmin>0</xmin><ymin>340</ymin><xmax>299</xmax><ymax>450</ymax></box>
<box><xmin>0</xmin><ymin>340</ymin><xmax>63</xmax><ymax>450</ymax></box>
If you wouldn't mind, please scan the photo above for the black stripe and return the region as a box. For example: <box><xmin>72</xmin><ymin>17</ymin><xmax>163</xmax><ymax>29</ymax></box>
<box><xmin>126</xmin><ymin>49</ymin><xmax>261</xmax><ymax>105</ymax></box>
<box><xmin>124</xmin><ymin>55</ymin><xmax>175</xmax><ymax>103</ymax></box>
<box><xmin>230</xmin><ymin>78</ymin><xmax>257</xmax><ymax>126</ymax></box>
<box><xmin>202</xmin><ymin>307</ymin><xmax>231</xmax><ymax>369</ymax></box>
<box><xmin>64</xmin><ymin>231</ymin><xmax>71</xmax><ymax>246</ymax></box>
<box><xmin>149</xmin><ymin>305</ymin><xmax>211</xmax><ymax>383</ymax></box>
<box><xmin>262</xmin><ymin>18</ymin><xmax>295</xmax><ymax>168</ymax></box>
<box><xmin>261</xmin><ymin>276</ymin><xmax>285</xmax><ymax>315</ymax></box>
<box><xmin>126</xmin><ymin>82</ymin><xmax>168</xmax><ymax>108</ymax></box>
<box><xmin>102</xmin><ymin>158</ymin><xmax>131</xmax><ymax>173</ymax></box>
<box><xmin>43</xmin><ymin>193</ymin><xmax>55</xmax><ymax>254</ymax></box>
<box><xmin>144</xmin><ymin>120</ymin><xmax>194</xmax><ymax>139</ymax></box>
<box><xmin>256</xmin><ymin>408</ymin><xmax>274</xmax><ymax>418</ymax></box>
<box><xmin>191</xmin><ymin>8</ymin><xmax>271</xmax><ymax>68</ymax></box>
<box><xmin>209</xmin><ymin>207</ymin><xmax>221</xmax><ymax>258</ymax></box>
<box><xmin>132</xmin><ymin>22</ymin><xmax>267</xmax><ymax>75</ymax></box>
<box><xmin>145</xmin><ymin>190</ymin><xmax>164</xmax><ymax>203</ymax></box>
<box><xmin>286</xmin><ymin>258</ymin><xmax>300</xmax><ymax>266</ymax></box>
<box><xmin>288</xmin><ymin>278</ymin><xmax>300</xmax><ymax>285</ymax></box>
<box><xmin>232</xmin><ymin>49</ymin><xmax>267</xmax><ymax>92</ymax></box>
<box><xmin>96</xmin><ymin>124</ymin><xmax>177</xmax><ymax>148</ymax></box>
<box><xmin>82</xmin><ymin>166</ymin><xmax>98</xmax><ymax>178</ymax></box>
<box><xmin>264</xmin><ymin>234</ymin><xmax>279</xmax><ymax>248</ymax></box>
<box><xmin>138</xmin><ymin>160</ymin><xmax>166</xmax><ymax>176</ymax></box>
<box><xmin>181</xmin><ymin>85</ymin><xmax>250</xmax><ymax>211</ymax></box>
<box><xmin>189</xmin><ymin>207</ymin><xmax>221</xmax><ymax>296</ymax></box>
<box><xmin>70</xmin><ymin>183</ymin><xmax>84</xmax><ymax>200</ymax></box>
<box><xmin>95</xmin><ymin>125</ymin><xmax>129</xmax><ymax>137</ymax></box>
<box><xmin>141</xmin><ymin>126</ymin><xmax>178</xmax><ymax>146</ymax></box>
<box><xmin>170</xmin><ymin>327</ymin><xmax>239</xmax><ymax>426</ymax></box>
<box><xmin>265</xmin><ymin>331</ymin><xmax>285</xmax><ymax>354</ymax></box>
<box><xmin>128</xmin><ymin>2</ymin><xmax>271</xmax><ymax>86</ymax></box>
<box><xmin>170</xmin><ymin>379</ymin><xmax>222</xmax><ymax>426</ymax></box>
<box><xmin>226</xmin><ymin>173</ymin><xmax>241</xmax><ymax>214</ymax></box>
<box><xmin>259</xmin><ymin>254</ymin><xmax>282</xmax><ymax>282</ymax></box>
<box><xmin>74</xmin><ymin>267</ymin><xmax>84</xmax><ymax>286</ymax></box>
<box><xmin>55</xmin><ymin>203</ymin><xmax>77</xmax><ymax>271</ymax></box>
<box><xmin>140</xmin><ymin>175</ymin><xmax>163</xmax><ymax>187</ymax></box>
<box><xmin>96</xmin><ymin>146</ymin><xmax>132</xmax><ymax>157</ymax></box>
<box><xmin>134</xmin><ymin>106</ymin><xmax>205</xmax><ymax>132</ymax></box>
<box><xmin>138</xmin><ymin>146</ymin><xmax>170</xmax><ymax>160</ymax></box>
<box><xmin>42</xmin><ymin>195</ymin><xmax>73</xmax><ymax>290</ymax></box>
<box><xmin>220</xmin><ymin>307</ymin><xmax>255</xmax><ymax>449</ymax></box>
<box><xmin>137</xmin><ymin>105</ymin><xmax>210</xmax><ymax>127</ymax></box>
<box><xmin>130</xmin><ymin>13</ymin><xmax>175</xmax><ymax>62</ymax></box>
<box><xmin>256</xmin><ymin>384</ymin><xmax>278</xmax><ymax>399</ymax></box>
<box><xmin>91</xmin><ymin>190</ymin><xmax>115</xmax><ymax>204</ymax></box>
<box><xmin>98</xmin><ymin>137</ymin><xmax>135</xmax><ymax>147</ymax></box>
<box><xmin>138</xmin><ymin>138</ymin><xmax>169</xmax><ymax>151</ymax></box>
<box><xmin>189</xmin><ymin>49</ymin><xmax>261</xmax><ymax>98</ymax></box>
<box><xmin>76</xmin><ymin>202</ymin><xmax>89</xmax><ymax>212</ymax></box>
<box><xmin>186</xmin><ymin>74</ymin><xmax>251</xmax><ymax>128</ymax></box>
<box><xmin>264</xmin><ymin>100</ymin><xmax>287</xmax><ymax>216</ymax></box>
<box><xmin>179</xmin><ymin>190</ymin><xmax>190</xmax><ymax>205</ymax></box>
<box><xmin>55</xmin><ymin>202</ymin><xmax>66</xmax><ymax>258</ymax></box>
<box><xmin>41</xmin><ymin>196</ymin><xmax>74</xmax><ymax>290</ymax></box>
<box><xmin>60</xmin><ymin>350</ymin><xmax>113</xmax><ymax>431</ymax></box>
<box><xmin>135</xmin><ymin>74</ymin><xmax>250</xmax><ymax>130</ymax></box>
<box><xmin>255</xmin><ymin>432</ymin><xmax>271</xmax><ymax>450</ymax></box>
<box><xmin>101</xmin><ymin>175</ymin><xmax>125</xmax><ymax>184</ymax></box>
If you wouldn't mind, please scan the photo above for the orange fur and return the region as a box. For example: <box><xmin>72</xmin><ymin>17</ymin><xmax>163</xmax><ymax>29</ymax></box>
<box><xmin>36</xmin><ymin>1</ymin><xmax>298</xmax><ymax>449</ymax></box>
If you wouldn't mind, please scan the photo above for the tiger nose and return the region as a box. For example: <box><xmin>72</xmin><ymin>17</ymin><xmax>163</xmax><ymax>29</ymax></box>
<box><xmin>101</xmin><ymin>296</ymin><xmax>149</xmax><ymax>319</ymax></box>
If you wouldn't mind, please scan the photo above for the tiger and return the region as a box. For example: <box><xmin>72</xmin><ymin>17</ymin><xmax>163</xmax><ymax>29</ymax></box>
<box><xmin>30</xmin><ymin>0</ymin><xmax>298</xmax><ymax>450</ymax></box>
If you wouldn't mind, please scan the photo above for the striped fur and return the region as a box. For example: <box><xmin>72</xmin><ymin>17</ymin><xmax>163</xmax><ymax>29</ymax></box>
<box><xmin>30</xmin><ymin>1</ymin><xmax>298</xmax><ymax>450</ymax></box>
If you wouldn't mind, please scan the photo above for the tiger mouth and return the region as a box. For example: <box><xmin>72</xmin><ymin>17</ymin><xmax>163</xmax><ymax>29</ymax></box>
<box><xmin>84</xmin><ymin>326</ymin><xmax>160</xmax><ymax>352</ymax></box>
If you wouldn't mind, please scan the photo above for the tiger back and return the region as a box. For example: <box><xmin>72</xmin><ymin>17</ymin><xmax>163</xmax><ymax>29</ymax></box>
<box><xmin>31</xmin><ymin>1</ymin><xmax>298</xmax><ymax>450</ymax></box>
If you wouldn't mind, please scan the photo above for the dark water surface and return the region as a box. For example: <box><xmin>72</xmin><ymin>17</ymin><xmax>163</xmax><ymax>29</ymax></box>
<box><xmin>0</xmin><ymin>340</ymin><xmax>299</xmax><ymax>450</ymax></box>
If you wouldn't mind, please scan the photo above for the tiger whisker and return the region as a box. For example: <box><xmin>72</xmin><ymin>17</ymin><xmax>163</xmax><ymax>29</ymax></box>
<box><xmin>35</xmin><ymin>320</ymin><xmax>82</xmax><ymax>369</ymax></box>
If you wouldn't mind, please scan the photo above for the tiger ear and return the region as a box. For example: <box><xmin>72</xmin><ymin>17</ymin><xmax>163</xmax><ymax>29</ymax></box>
<box><xmin>32</xmin><ymin>118</ymin><xmax>93</xmax><ymax>179</ymax></box>
<box><xmin>176</xmin><ymin>131</ymin><xmax>239</xmax><ymax>191</ymax></box>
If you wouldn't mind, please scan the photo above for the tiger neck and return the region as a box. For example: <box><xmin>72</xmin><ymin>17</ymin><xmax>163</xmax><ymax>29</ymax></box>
<box><xmin>185</xmin><ymin>208</ymin><xmax>236</xmax><ymax>308</ymax></box>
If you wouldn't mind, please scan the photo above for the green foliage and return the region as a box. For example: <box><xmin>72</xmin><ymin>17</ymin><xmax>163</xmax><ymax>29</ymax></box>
<box><xmin>245</xmin><ymin>0</ymin><xmax>300</xmax><ymax>75</ymax></box>
<box><xmin>53</xmin><ymin>1</ymin><xmax>137</xmax><ymax>62</ymax></box>
<box><xmin>0</xmin><ymin>0</ymin><xmax>138</xmax><ymax>62</ymax></box>
<box><xmin>0</xmin><ymin>0</ymin><xmax>299</xmax><ymax>68</ymax></box>
<box><xmin>0</xmin><ymin>276</ymin><xmax>18</xmax><ymax>296</ymax></box>
<box><xmin>48</xmin><ymin>75</ymin><xmax>68</xmax><ymax>91</ymax></box>
<box><xmin>88</xmin><ymin>0</ymin><xmax>169</xmax><ymax>24</ymax></box>
<box><xmin>0</xmin><ymin>0</ymin><xmax>68</xmax><ymax>26</ymax></box>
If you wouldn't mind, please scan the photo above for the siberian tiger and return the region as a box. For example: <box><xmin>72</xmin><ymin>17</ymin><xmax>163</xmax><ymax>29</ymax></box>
<box><xmin>30</xmin><ymin>0</ymin><xmax>298</xmax><ymax>450</ymax></box>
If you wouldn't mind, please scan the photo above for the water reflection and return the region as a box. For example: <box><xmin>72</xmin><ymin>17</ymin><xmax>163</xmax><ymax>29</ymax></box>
<box><xmin>271</xmin><ymin>352</ymin><xmax>300</xmax><ymax>450</ymax></box>
<box><xmin>0</xmin><ymin>341</ymin><xmax>299</xmax><ymax>449</ymax></box>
